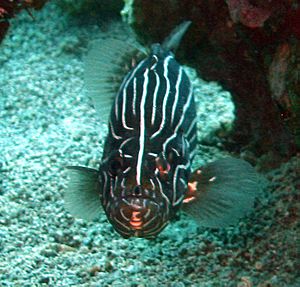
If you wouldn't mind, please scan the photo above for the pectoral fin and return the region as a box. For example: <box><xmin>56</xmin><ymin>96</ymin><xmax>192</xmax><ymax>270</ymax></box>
<box><xmin>65</xmin><ymin>166</ymin><xmax>103</xmax><ymax>220</ymax></box>
<box><xmin>183</xmin><ymin>157</ymin><xmax>262</xmax><ymax>228</ymax></box>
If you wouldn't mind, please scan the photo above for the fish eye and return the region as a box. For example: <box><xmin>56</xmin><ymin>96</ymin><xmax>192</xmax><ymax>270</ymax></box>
<box><xmin>167</xmin><ymin>148</ymin><xmax>181</xmax><ymax>164</ymax></box>
<box><xmin>109</xmin><ymin>158</ymin><xmax>123</xmax><ymax>177</ymax></box>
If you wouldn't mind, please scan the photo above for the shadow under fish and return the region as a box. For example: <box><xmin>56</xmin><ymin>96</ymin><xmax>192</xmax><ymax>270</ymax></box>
<box><xmin>65</xmin><ymin>22</ymin><xmax>262</xmax><ymax>239</ymax></box>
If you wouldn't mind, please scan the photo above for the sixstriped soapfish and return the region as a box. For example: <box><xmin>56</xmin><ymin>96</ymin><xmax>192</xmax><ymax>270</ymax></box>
<box><xmin>65</xmin><ymin>22</ymin><xmax>260</xmax><ymax>238</ymax></box>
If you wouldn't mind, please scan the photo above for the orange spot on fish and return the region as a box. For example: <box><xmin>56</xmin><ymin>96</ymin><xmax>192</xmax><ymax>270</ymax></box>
<box><xmin>183</xmin><ymin>181</ymin><xmax>198</xmax><ymax>203</ymax></box>
<box><xmin>188</xmin><ymin>181</ymin><xmax>197</xmax><ymax>192</ymax></box>
<box><xmin>183</xmin><ymin>196</ymin><xmax>196</xmax><ymax>203</ymax></box>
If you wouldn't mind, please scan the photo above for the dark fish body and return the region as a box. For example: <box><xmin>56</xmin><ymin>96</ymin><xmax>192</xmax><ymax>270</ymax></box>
<box><xmin>65</xmin><ymin>22</ymin><xmax>261</xmax><ymax>239</ymax></box>
<box><xmin>100</xmin><ymin>44</ymin><xmax>197</xmax><ymax>237</ymax></box>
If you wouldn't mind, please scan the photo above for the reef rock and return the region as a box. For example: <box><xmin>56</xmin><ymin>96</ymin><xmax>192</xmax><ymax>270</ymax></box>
<box><xmin>123</xmin><ymin>0</ymin><xmax>300</xmax><ymax>161</ymax></box>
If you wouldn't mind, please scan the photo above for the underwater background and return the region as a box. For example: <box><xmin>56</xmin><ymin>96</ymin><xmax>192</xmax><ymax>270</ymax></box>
<box><xmin>0</xmin><ymin>1</ymin><xmax>299</xmax><ymax>286</ymax></box>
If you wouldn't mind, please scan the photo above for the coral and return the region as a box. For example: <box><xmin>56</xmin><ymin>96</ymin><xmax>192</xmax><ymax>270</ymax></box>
<box><xmin>124</xmin><ymin>0</ymin><xmax>299</xmax><ymax>162</ymax></box>
<box><xmin>226</xmin><ymin>0</ymin><xmax>271</xmax><ymax>28</ymax></box>
<box><xmin>0</xmin><ymin>0</ymin><xmax>47</xmax><ymax>43</ymax></box>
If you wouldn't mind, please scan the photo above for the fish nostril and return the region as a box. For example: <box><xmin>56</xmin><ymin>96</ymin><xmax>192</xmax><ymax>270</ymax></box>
<box><xmin>133</xmin><ymin>186</ymin><xmax>143</xmax><ymax>197</ymax></box>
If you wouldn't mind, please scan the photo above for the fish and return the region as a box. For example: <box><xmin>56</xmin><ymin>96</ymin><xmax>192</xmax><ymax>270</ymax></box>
<box><xmin>65</xmin><ymin>21</ymin><xmax>261</xmax><ymax>239</ymax></box>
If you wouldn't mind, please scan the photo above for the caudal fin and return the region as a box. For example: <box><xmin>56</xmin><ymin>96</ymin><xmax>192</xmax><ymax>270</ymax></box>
<box><xmin>183</xmin><ymin>157</ymin><xmax>263</xmax><ymax>228</ymax></box>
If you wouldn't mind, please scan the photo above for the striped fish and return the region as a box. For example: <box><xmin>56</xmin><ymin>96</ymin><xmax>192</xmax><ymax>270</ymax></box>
<box><xmin>65</xmin><ymin>22</ymin><xmax>261</xmax><ymax>238</ymax></box>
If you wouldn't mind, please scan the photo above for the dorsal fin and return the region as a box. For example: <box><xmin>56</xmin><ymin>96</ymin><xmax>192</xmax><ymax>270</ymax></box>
<box><xmin>162</xmin><ymin>21</ymin><xmax>191</xmax><ymax>52</ymax></box>
<box><xmin>84</xmin><ymin>35</ymin><xmax>146</xmax><ymax>124</ymax></box>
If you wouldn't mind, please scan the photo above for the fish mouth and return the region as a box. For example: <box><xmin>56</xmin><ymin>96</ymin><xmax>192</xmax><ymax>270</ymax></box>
<box><xmin>107</xmin><ymin>196</ymin><xmax>168</xmax><ymax>238</ymax></box>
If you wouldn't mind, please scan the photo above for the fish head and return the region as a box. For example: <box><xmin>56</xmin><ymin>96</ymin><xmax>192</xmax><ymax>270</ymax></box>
<box><xmin>100</xmin><ymin>137</ymin><xmax>190</xmax><ymax>238</ymax></box>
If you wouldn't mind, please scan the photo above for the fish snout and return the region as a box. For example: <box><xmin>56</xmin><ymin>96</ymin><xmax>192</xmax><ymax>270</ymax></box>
<box><xmin>132</xmin><ymin>185</ymin><xmax>143</xmax><ymax>196</ymax></box>
<box><xmin>124</xmin><ymin>185</ymin><xmax>153</xmax><ymax>199</ymax></box>
<box><xmin>107</xmin><ymin>196</ymin><xmax>169</xmax><ymax>238</ymax></box>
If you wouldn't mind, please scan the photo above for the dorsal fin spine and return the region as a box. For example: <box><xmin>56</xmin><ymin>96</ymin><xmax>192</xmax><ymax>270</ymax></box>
<box><xmin>162</xmin><ymin>21</ymin><xmax>192</xmax><ymax>52</ymax></box>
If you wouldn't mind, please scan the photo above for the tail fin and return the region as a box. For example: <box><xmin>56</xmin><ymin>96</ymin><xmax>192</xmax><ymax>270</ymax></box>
<box><xmin>162</xmin><ymin>21</ymin><xmax>191</xmax><ymax>52</ymax></box>
<box><xmin>183</xmin><ymin>157</ymin><xmax>263</xmax><ymax>228</ymax></box>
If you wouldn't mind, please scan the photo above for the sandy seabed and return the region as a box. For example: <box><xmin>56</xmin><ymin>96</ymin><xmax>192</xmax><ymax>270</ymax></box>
<box><xmin>0</xmin><ymin>2</ymin><xmax>299</xmax><ymax>286</ymax></box>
